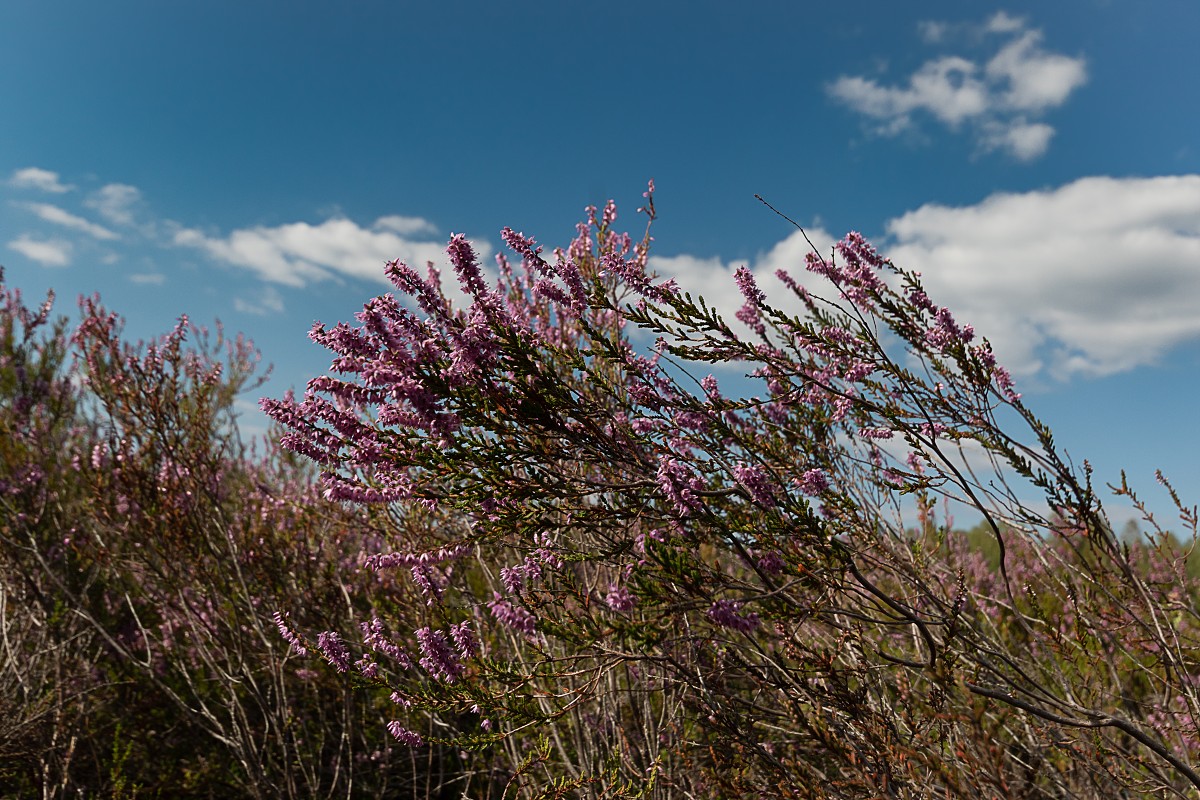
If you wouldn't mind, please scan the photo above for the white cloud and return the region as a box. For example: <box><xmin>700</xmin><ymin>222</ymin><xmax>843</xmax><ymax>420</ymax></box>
<box><xmin>883</xmin><ymin>175</ymin><xmax>1200</xmax><ymax>379</ymax></box>
<box><xmin>986</xmin><ymin>31</ymin><xmax>1087</xmax><ymax>112</ymax></box>
<box><xmin>648</xmin><ymin>226</ymin><xmax>839</xmax><ymax>341</ymax></box>
<box><xmin>828</xmin><ymin>57</ymin><xmax>989</xmax><ymax>131</ymax></box>
<box><xmin>7</xmin><ymin>235</ymin><xmax>72</xmax><ymax>267</ymax></box>
<box><xmin>9</xmin><ymin>167</ymin><xmax>72</xmax><ymax>193</ymax></box>
<box><xmin>20</xmin><ymin>202</ymin><xmax>119</xmax><ymax>240</ymax></box>
<box><xmin>173</xmin><ymin>215</ymin><xmax>489</xmax><ymax>289</ymax></box>
<box><xmin>234</xmin><ymin>285</ymin><xmax>285</xmax><ymax>315</ymax></box>
<box><xmin>828</xmin><ymin>13</ymin><xmax>1086</xmax><ymax>161</ymax></box>
<box><xmin>652</xmin><ymin>176</ymin><xmax>1200</xmax><ymax>385</ymax></box>
<box><xmin>916</xmin><ymin>20</ymin><xmax>948</xmax><ymax>44</ymax></box>
<box><xmin>984</xmin><ymin>11</ymin><xmax>1026</xmax><ymax>34</ymax></box>
<box><xmin>85</xmin><ymin>183</ymin><xmax>141</xmax><ymax>225</ymax></box>
<box><xmin>374</xmin><ymin>215</ymin><xmax>439</xmax><ymax>236</ymax></box>
<box><xmin>979</xmin><ymin>119</ymin><xmax>1055</xmax><ymax>160</ymax></box>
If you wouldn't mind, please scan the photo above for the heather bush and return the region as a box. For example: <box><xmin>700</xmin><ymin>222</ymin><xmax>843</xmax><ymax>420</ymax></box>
<box><xmin>0</xmin><ymin>272</ymin><xmax>454</xmax><ymax>797</ymax></box>
<box><xmin>267</xmin><ymin>185</ymin><xmax>1200</xmax><ymax>798</ymax></box>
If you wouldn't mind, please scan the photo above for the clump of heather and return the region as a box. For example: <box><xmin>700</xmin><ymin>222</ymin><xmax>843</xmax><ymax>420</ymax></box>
<box><xmin>0</xmin><ymin>270</ymin><xmax>466</xmax><ymax>798</ymax></box>
<box><xmin>263</xmin><ymin>184</ymin><xmax>1200</xmax><ymax>798</ymax></box>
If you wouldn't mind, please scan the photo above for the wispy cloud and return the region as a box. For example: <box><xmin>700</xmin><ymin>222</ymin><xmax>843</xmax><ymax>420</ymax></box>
<box><xmin>828</xmin><ymin>12</ymin><xmax>1086</xmax><ymax>161</ymax></box>
<box><xmin>916</xmin><ymin>20</ymin><xmax>949</xmax><ymax>44</ymax></box>
<box><xmin>2</xmin><ymin>167</ymin><xmax>490</xmax><ymax>305</ymax></box>
<box><xmin>7</xmin><ymin>235</ymin><xmax>73</xmax><ymax>267</ymax></box>
<box><xmin>8</xmin><ymin>167</ymin><xmax>72</xmax><ymax>193</ymax></box>
<box><xmin>1</xmin><ymin>171</ymin><xmax>145</xmax><ymax>270</ymax></box>
<box><xmin>173</xmin><ymin>215</ymin><xmax>488</xmax><ymax>288</ymax></box>
<box><xmin>233</xmin><ymin>285</ymin><xmax>285</xmax><ymax>315</ymax></box>
<box><xmin>85</xmin><ymin>184</ymin><xmax>141</xmax><ymax>225</ymax></box>
<box><xmin>374</xmin><ymin>215</ymin><xmax>439</xmax><ymax>236</ymax></box>
<box><xmin>128</xmin><ymin>272</ymin><xmax>166</xmax><ymax>285</ymax></box>
<box><xmin>19</xmin><ymin>202</ymin><xmax>119</xmax><ymax>240</ymax></box>
<box><xmin>978</xmin><ymin>120</ymin><xmax>1055</xmax><ymax>162</ymax></box>
<box><xmin>984</xmin><ymin>11</ymin><xmax>1026</xmax><ymax>35</ymax></box>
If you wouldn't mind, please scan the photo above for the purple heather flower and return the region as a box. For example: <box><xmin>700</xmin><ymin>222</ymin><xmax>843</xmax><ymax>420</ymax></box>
<box><xmin>272</xmin><ymin>611</ymin><xmax>307</xmax><ymax>656</ymax></box>
<box><xmin>387</xmin><ymin>721</ymin><xmax>423</xmax><ymax>747</ymax></box>
<box><xmin>797</xmin><ymin>468</ymin><xmax>830</xmax><ymax>495</ymax></box>
<box><xmin>972</xmin><ymin>344</ymin><xmax>997</xmax><ymax>371</ymax></box>
<box><xmin>499</xmin><ymin>566</ymin><xmax>524</xmax><ymax>594</ymax></box>
<box><xmin>992</xmin><ymin>364</ymin><xmax>1020</xmax><ymax>401</ymax></box>
<box><xmin>733</xmin><ymin>461</ymin><xmax>776</xmax><ymax>507</ymax></box>
<box><xmin>706</xmin><ymin>599</ymin><xmax>760</xmax><ymax>632</ymax></box>
<box><xmin>450</xmin><ymin>620</ymin><xmax>478</xmax><ymax>661</ymax></box>
<box><xmin>919</xmin><ymin>422</ymin><xmax>948</xmax><ymax>438</ymax></box>
<box><xmin>317</xmin><ymin>631</ymin><xmax>351</xmax><ymax>673</ymax></box>
<box><xmin>361</xmin><ymin>618</ymin><xmax>413</xmax><ymax>669</ymax></box>
<box><xmin>364</xmin><ymin>543</ymin><xmax>469</xmax><ymax>572</ymax></box>
<box><xmin>908</xmin><ymin>288</ymin><xmax>936</xmax><ymax>313</ymax></box>
<box><xmin>756</xmin><ymin>549</ymin><xmax>785</xmax><ymax>575</ymax></box>
<box><xmin>733</xmin><ymin>266</ymin><xmax>767</xmax><ymax>335</ymax></box>
<box><xmin>843</xmin><ymin>361</ymin><xmax>874</xmax><ymax>383</ymax></box>
<box><xmin>633</xmin><ymin>528</ymin><xmax>666</xmax><ymax>554</ymax></box>
<box><xmin>656</xmin><ymin>456</ymin><xmax>703</xmax><ymax>516</ymax></box>
<box><xmin>488</xmin><ymin>593</ymin><xmax>536</xmax><ymax>635</ymax></box>
<box><xmin>415</xmin><ymin>627</ymin><xmax>463</xmax><ymax>682</ymax></box>
<box><xmin>735</xmin><ymin>302</ymin><xmax>766</xmax><ymax>337</ymax></box>
<box><xmin>821</xmin><ymin>326</ymin><xmax>857</xmax><ymax>346</ymax></box>
<box><xmin>605</xmin><ymin>583</ymin><xmax>637</xmax><ymax>612</ymax></box>
<box><xmin>734</xmin><ymin>265</ymin><xmax>765</xmax><ymax>305</ymax></box>
<box><xmin>601</xmin><ymin>199</ymin><xmax>618</xmax><ymax>228</ymax></box>
<box><xmin>446</xmin><ymin>233</ymin><xmax>488</xmax><ymax>299</ymax></box>
<box><xmin>410</xmin><ymin>565</ymin><xmax>443</xmax><ymax>604</ymax></box>
<box><xmin>356</xmin><ymin>655</ymin><xmax>379</xmax><ymax>679</ymax></box>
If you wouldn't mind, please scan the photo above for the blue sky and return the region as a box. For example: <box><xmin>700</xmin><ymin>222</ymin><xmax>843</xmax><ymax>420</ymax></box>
<box><xmin>3</xmin><ymin>1</ymin><xmax>1198</xmax><ymax>528</ymax></box>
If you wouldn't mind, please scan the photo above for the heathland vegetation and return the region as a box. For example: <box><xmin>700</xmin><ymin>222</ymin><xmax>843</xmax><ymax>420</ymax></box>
<box><xmin>4</xmin><ymin>185</ymin><xmax>1200</xmax><ymax>797</ymax></box>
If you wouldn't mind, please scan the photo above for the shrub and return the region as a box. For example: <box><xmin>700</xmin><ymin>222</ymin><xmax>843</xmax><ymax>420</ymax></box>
<box><xmin>0</xmin><ymin>273</ymin><xmax>444</xmax><ymax>797</ymax></box>
<box><xmin>268</xmin><ymin>185</ymin><xmax>1200</xmax><ymax>798</ymax></box>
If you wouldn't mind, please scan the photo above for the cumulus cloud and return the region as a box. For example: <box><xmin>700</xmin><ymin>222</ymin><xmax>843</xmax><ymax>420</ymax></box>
<box><xmin>7</xmin><ymin>235</ymin><xmax>73</xmax><ymax>267</ymax></box>
<box><xmin>19</xmin><ymin>202</ymin><xmax>119</xmax><ymax>240</ymax></box>
<box><xmin>9</xmin><ymin>167</ymin><xmax>72</xmax><ymax>193</ymax></box>
<box><xmin>827</xmin><ymin>12</ymin><xmax>1086</xmax><ymax>161</ymax></box>
<box><xmin>173</xmin><ymin>215</ymin><xmax>489</xmax><ymax>289</ymax></box>
<box><xmin>651</xmin><ymin>175</ymin><xmax>1200</xmax><ymax>384</ymax></box>
<box><xmin>884</xmin><ymin>175</ymin><xmax>1200</xmax><ymax>378</ymax></box>
<box><xmin>85</xmin><ymin>183</ymin><xmax>141</xmax><ymax>225</ymax></box>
